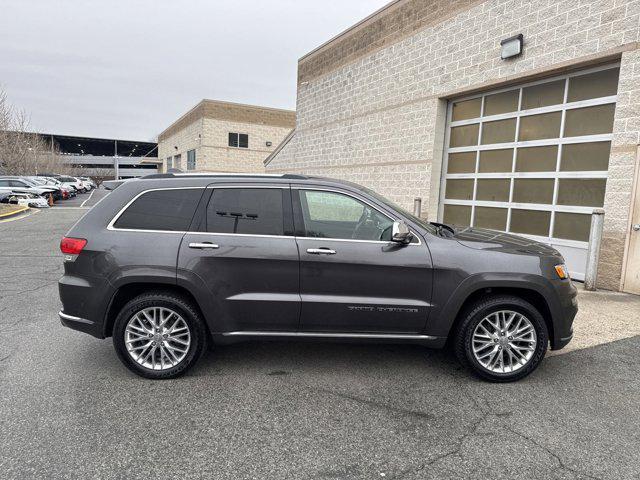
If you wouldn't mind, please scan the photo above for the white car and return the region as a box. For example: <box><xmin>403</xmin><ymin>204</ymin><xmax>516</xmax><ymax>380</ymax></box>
<box><xmin>0</xmin><ymin>177</ymin><xmax>58</xmax><ymax>197</ymax></box>
<box><xmin>79</xmin><ymin>177</ymin><xmax>97</xmax><ymax>189</ymax></box>
<box><xmin>1</xmin><ymin>192</ymin><xmax>49</xmax><ymax>208</ymax></box>
<box><xmin>57</xmin><ymin>176</ymin><xmax>87</xmax><ymax>193</ymax></box>
<box><xmin>31</xmin><ymin>176</ymin><xmax>74</xmax><ymax>199</ymax></box>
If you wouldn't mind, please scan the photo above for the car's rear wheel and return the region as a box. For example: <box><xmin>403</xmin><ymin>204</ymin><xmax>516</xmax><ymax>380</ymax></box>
<box><xmin>454</xmin><ymin>295</ymin><xmax>548</xmax><ymax>382</ymax></box>
<box><xmin>112</xmin><ymin>292</ymin><xmax>207</xmax><ymax>379</ymax></box>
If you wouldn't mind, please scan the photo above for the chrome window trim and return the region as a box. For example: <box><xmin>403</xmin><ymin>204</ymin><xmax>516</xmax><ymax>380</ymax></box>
<box><xmin>186</xmin><ymin>231</ymin><xmax>295</xmax><ymax>240</ymax></box>
<box><xmin>107</xmin><ymin>187</ymin><xmax>206</xmax><ymax>232</ymax></box>
<box><xmin>293</xmin><ymin>186</ymin><xmax>422</xmax><ymax>246</ymax></box>
<box><xmin>106</xmin><ymin>185</ymin><xmax>423</xmax><ymax>246</ymax></box>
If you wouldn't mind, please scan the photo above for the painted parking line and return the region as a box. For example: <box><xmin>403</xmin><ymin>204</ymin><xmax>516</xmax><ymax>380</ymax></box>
<box><xmin>50</xmin><ymin>207</ymin><xmax>90</xmax><ymax>210</ymax></box>
<box><xmin>80</xmin><ymin>189</ymin><xmax>96</xmax><ymax>207</ymax></box>
<box><xmin>0</xmin><ymin>208</ymin><xmax>39</xmax><ymax>223</ymax></box>
<box><xmin>0</xmin><ymin>206</ymin><xmax>29</xmax><ymax>219</ymax></box>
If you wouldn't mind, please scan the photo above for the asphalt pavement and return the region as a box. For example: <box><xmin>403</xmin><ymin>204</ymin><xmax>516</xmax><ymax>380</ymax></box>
<box><xmin>0</xmin><ymin>207</ymin><xmax>639</xmax><ymax>479</ymax></box>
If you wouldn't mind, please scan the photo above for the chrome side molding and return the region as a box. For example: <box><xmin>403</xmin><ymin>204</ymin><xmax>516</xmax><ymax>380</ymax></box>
<box><xmin>221</xmin><ymin>331</ymin><xmax>436</xmax><ymax>340</ymax></box>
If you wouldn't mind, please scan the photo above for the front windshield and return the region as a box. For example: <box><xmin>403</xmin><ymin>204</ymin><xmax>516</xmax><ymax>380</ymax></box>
<box><xmin>360</xmin><ymin>186</ymin><xmax>437</xmax><ymax>235</ymax></box>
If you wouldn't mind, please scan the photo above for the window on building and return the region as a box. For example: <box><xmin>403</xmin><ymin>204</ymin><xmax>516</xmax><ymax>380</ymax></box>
<box><xmin>113</xmin><ymin>189</ymin><xmax>203</xmax><ymax>231</ymax></box>
<box><xmin>166</xmin><ymin>157</ymin><xmax>172</xmax><ymax>169</ymax></box>
<box><xmin>228</xmin><ymin>132</ymin><xmax>249</xmax><ymax>149</ymax></box>
<box><xmin>187</xmin><ymin>149</ymin><xmax>196</xmax><ymax>170</ymax></box>
<box><xmin>206</xmin><ymin>188</ymin><xmax>284</xmax><ymax>235</ymax></box>
<box><xmin>173</xmin><ymin>154</ymin><xmax>182</xmax><ymax>169</ymax></box>
<box><xmin>298</xmin><ymin>190</ymin><xmax>394</xmax><ymax>242</ymax></box>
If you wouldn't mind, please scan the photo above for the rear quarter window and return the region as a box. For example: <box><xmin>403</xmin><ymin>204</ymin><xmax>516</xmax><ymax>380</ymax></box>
<box><xmin>112</xmin><ymin>188</ymin><xmax>203</xmax><ymax>231</ymax></box>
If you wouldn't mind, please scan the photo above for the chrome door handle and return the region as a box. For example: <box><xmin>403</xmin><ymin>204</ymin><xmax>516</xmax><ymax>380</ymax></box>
<box><xmin>189</xmin><ymin>242</ymin><xmax>219</xmax><ymax>249</ymax></box>
<box><xmin>307</xmin><ymin>248</ymin><xmax>336</xmax><ymax>255</ymax></box>
<box><xmin>633</xmin><ymin>224</ymin><xmax>640</xmax><ymax>232</ymax></box>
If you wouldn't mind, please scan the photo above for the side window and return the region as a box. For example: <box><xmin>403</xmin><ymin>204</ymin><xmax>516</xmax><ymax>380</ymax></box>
<box><xmin>10</xmin><ymin>180</ymin><xmax>27</xmax><ymax>187</ymax></box>
<box><xmin>298</xmin><ymin>190</ymin><xmax>394</xmax><ymax>241</ymax></box>
<box><xmin>206</xmin><ymin>188</ymin><xmax>284</xmax><ymax>236</ymax></box>
<box><xmin>0</xmin><ymin>180</ymin><xmax>9</xmax><ymax>187</ymax></box>
<box><xmin>113</xmin><ymin>189</ymin><xmax>203</xmax><ymax>231</ymax></box>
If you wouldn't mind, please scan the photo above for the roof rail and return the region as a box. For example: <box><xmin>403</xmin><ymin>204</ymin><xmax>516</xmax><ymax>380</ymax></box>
<box><xmin>139</xmin><ymin>172</ymin><xmax>308</xmax><ymax>180</ymax></box>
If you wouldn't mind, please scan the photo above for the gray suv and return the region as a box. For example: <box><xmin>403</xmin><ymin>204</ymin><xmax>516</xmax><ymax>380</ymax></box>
<box><xmin>58</xmin><ymin>173</ymin><xmax>577</xmax><ymax>382</ymax></box>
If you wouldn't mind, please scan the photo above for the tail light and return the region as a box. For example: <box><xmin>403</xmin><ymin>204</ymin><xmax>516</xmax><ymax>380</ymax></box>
<box><xmin>60</xmin><ymin>237</ymin><xmax>87</xmax><ymax>255</ymax></box>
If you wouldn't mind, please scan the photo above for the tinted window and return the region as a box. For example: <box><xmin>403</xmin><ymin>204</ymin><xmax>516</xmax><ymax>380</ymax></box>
<box><xmin>10</xmin><ymin>180</ymin><xmax>28</xmax><ymax>187</ymax></box>
<box><xmin>299</xmin><ymin>190</ymin><xmax>393</xmax><ymax>241</ymax></box>
<box><xmin>0</xmin><ymin>180</ymin><xmax>9</xmax><ymax>187</ymax></box>
<box><xmin>206</xmin><ymin>188</ymin><xmax>284</xmax><ymax>235</ymax></box>
<box><xmin>113</xmin><ymin>189</ymin><xmax>203</xmax><ymax>231</ymax></box>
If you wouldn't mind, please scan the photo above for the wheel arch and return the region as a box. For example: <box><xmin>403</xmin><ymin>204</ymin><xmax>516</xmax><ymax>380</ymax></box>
<box><xmin>103</xmin><ymin>282</ymin><xmax>210</xmax><ymax>339</ymax></box>
<box><xmin>448</xmin><ymin>287</ymin><xmax>553</xmax><ymax>343</ymax></box>
<box><xmin>433</xmin><ymin>274</ymin><xmax>558</xmax><ymax>347</ymax></box>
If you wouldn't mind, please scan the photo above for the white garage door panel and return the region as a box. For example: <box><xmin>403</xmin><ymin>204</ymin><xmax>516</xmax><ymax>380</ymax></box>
<box><xmin>439</xmin><ymin>64</ymin><xmax>620</xmax><ymax>280</ymax></box>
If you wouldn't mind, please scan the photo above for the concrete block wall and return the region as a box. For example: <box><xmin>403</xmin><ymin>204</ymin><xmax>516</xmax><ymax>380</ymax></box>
<box><xmin>199</xmin><ymin>119</ymin><xmax>293</xmax><ymax>173</ymax></box>
<box><xmin>157</xmin><ymin>119</ymin><xmax>202</xmax><ymax>171</ymax></box>
<box><xmin>267</xmin><ymin>0</ymin><xmax>640</xmax><ymax>290</ymax></box>
<box><xmin>158</xmin><ymin>100</ymin><xmax>295</xmax><ymax>173</ymax></box>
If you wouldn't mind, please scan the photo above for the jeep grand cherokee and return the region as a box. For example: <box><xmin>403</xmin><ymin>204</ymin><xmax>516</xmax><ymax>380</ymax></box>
<box><xmin>58</xmin><ymin>173</ymin><xmax>577</xmax><ymax>382</ymax></box>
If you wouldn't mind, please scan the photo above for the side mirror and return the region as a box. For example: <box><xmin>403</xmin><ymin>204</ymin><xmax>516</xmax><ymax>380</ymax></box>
<box><xmin>392</xmin><ymin>221</ymin><xmax>414</xmax><ymax>244</ymax></box>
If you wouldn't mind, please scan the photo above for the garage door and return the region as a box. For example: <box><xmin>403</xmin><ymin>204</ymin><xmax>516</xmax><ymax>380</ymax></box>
<box><xmin>439</xmin><ymin>64</ymin><xmax>620</xmax><ymax>280</ymax></box>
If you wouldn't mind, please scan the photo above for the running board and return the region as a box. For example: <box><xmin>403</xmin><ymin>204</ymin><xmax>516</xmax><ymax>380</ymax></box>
<box><xmin>221</xmin><ymin>331</ymin><xmax>437</xmax><ymax>340</ymax></box>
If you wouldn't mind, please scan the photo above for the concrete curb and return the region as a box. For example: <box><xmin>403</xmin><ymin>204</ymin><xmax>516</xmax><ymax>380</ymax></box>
<box><xmin>0</xmin><ymin>206</ymin><xmax>30</xmax><ymax>220</ymax></box>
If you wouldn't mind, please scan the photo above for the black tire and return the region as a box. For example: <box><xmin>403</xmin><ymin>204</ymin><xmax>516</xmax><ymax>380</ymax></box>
<box><xmin>454</xmin><ymin>295</ymin><xmax>548</xmax><ymax>382</ymax></box>
<box><xmin>112</xmin><ymin>291</ymin><xmax>207</xmax><ymax>379</ymax></box>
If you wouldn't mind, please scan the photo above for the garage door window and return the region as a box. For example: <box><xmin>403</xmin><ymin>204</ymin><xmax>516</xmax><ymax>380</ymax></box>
<box><xmin>441</xmin><ymin>64</ymin><xmax>618</xmax><ymax>250</ymax></box>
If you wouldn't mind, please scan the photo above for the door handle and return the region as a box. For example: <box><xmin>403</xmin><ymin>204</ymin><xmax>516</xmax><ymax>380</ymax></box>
<box><xmin>307</xmin><ymin>247</ymin><xmax>336</xmax><ymax>255</ymax></box>
<box><xmin>189</xmin><ymin>242</ymin><xmax>219</xmax><ymax>249</ymax></box>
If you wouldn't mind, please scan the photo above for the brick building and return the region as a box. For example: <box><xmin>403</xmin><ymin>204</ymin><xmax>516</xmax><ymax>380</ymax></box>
<box><xmin>265</xmin><ymin>0</ymin><xmax>640</xmax><ymax>292</ymax></box>
<box><xmin>157</xmin><ymin>100</ymin><xmax>295</xmax><ymax>173</ymax></box>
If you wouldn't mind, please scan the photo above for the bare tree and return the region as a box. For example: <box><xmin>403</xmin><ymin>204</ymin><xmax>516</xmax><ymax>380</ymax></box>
<box><xmin>88</xmin><ymin>168</ymin><xmax>113</xmax><ymax>187</ymax></box>
<box><xmin>0</xmin><ymin>88</ymin><xmax>76</xmax><ymax>176</ymax></box>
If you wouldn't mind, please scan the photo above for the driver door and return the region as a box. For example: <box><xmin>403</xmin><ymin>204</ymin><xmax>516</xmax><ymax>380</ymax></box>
<box><xmin>293</xmin><ymin>187</ymin><xmax>433</xmax><ymax>334</ymax></box>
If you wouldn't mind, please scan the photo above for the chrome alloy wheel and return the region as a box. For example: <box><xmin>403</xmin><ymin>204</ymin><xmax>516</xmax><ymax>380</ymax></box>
<box><xmin>471</xmin><ymin>310</ymin><xmax>537</xmax><ymax>374</ymax></box>
<box><xmin>124</xmin><ymin>307</ymin><xmax>191</xmax><ymax>370</ymax></box>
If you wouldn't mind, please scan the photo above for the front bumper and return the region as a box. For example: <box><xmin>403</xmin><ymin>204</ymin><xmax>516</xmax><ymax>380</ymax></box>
<box><xmin>549</xmin><ymin>280</ymin><xmax>578</xmax><ymax>350</ymax></box>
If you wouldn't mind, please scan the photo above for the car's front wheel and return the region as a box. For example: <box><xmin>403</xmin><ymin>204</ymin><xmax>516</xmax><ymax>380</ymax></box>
<box><xmin>454</xmin><ymin>295</ymin><xmax>548</xmax><ymax>382</ymax></box>
<box><xmin>112</xmin><ymin>292</ymin><xmax>207</xmax><ymax>379</ymax></box>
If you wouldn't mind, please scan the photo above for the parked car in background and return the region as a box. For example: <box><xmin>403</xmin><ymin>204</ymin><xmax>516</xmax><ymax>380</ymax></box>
<box><xmin>0</xmin><ymin>176</ymin><xmax>59</xmax><ymax>201</ymax></box>
<box><xmin>58</xmin><ymin>173</ymin><xmax>577</xmax><ymax>382</ymax></box>
<box><xmin>42</xmin><ymin>177</ymin><xmax>76</xmax><ymax>198</ymax></box>
<box><xmin>79</xmin><ymin>177</ymin><xmax>97</xmax><ymax>189</ymax></box>
<box><xmin>0</xmin><ymin>191</ymin><xmax>49</xmax><ymax>208</ymax></box>
<box><xmin>56</xmin><ymin>176</ymin><xmax>86</xmax><ymax>194</ymax></box>
<box><xmin>27</xmin><ymin>176</ymin><xmax>68</xmax><ymax>200</ymax></box>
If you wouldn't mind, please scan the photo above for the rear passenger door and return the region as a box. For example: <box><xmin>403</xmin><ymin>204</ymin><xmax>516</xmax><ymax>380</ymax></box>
<box><xmin>177</xmin><ymin>184</ymin><xmax>300</xmax><ymax>333</ymax></box>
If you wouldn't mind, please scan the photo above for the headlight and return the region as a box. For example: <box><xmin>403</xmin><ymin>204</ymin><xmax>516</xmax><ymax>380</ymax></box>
<box><xmin>554</xmin><ymin>264</ymin><xmax>569</xmax><ymax>279</ymax></box>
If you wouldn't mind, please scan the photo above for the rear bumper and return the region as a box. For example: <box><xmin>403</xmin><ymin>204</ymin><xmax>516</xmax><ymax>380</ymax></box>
<box><xmin>58</xmin><ymin>273</ymin><xmax>111</xmax><ymax>338</ymax></box>
<box><xmin>59</xmin><ymin>310</ymin><xmax>102</xmax><ymax>338</ymax></box>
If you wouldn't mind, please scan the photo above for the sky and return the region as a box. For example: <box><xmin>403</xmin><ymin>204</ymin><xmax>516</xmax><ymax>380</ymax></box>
<box><xmin>0</xmin><ymin>0</ymin><xmax>390</xmax><ymax>141</ymax></box>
